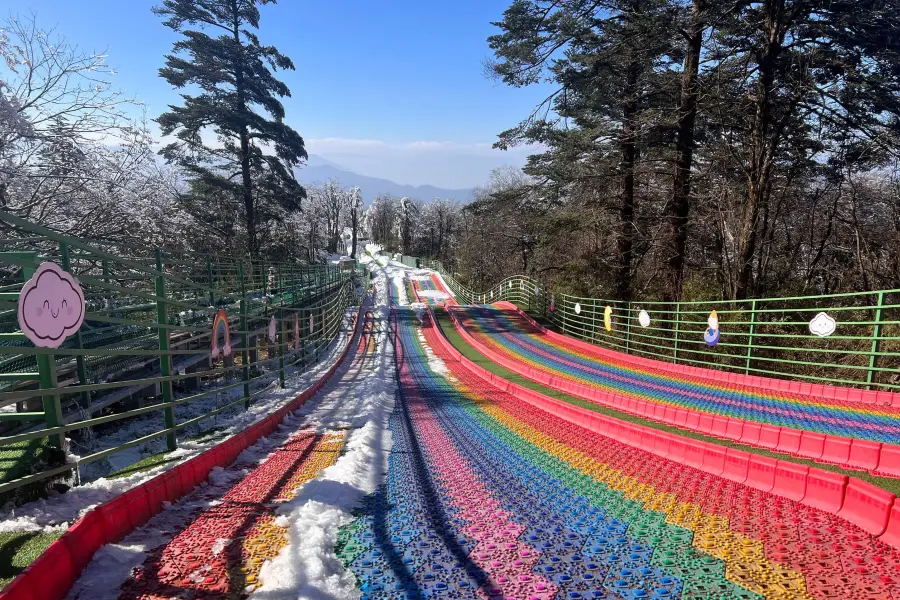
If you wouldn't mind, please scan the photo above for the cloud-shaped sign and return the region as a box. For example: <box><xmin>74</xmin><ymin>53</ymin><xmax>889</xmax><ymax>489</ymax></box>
<box><xmin>809</xmin><ymin>312</ymin><xmax>836</xmax><ymax>337</ymax></box>
<box><xmin>638</xmin><ymin>309</ymin><xmax>651</xmax><ymax>328</ymax></box>
<box><xmin>574</xmin><ymin>303</ymin><xmax>581</xmax><ymax>315</ymax></box>
<box><xmin>18</xmin><ymin>262</ymin><xmax>85</xmax><ymax>348</ymax></box>
<box><xmin>604</xmin><ymin>306</ymin><xmax>613</xmax><ymax>332</ymax></box>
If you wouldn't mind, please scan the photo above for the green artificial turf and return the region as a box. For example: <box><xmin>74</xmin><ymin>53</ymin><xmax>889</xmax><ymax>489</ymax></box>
<box><xmin>0</xmin><ymin>530</ymin><xmax>64</xmax><ymax>589</ymax></box>
<box><xmin>432</xmin><ymin>307</ymin><xmax>900</xmax><ymax>497</ymax></box>
<box><xmin>107</xmin><ymin>426</ymin><xmax>231</xmax><ymax>480</ymax></box>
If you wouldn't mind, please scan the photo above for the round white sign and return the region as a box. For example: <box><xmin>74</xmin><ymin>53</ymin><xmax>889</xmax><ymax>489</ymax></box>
<box><xmin>638</xmin><ymin>309</ymin><xmax>650</xmax><ymax>328</ymax></box>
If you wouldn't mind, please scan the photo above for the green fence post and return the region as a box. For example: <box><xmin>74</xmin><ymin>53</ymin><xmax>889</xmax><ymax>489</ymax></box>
<box><xmin>866</xmin><ymin>291</ymin><xmax>885</xmax><ymax>389</ymax></box>
<box><xmin>206</xmin><ymin>256</ymin><xmax>215</xmax><ymax>307</ymax></box>
<box><xmin>745</xmin><ymin>299</ymin><xmax>757</xmax><ymax>375</ymax></box>
<box><xmin>238</xmin><ymin>262</ymin><xmax>251</xmax><ymax>409</ymax></box>
<box><xmin>60</xmin><ymin>242</ymin><xmax>90</xmax><ymax>410</ymax></box>
<box><xmin>261</xmin><ymin>260</ymin><xmax>267</xmax><ymax>298</ymax></box>
<box><xmin>625</xmin><ymin>302</ymin><xmax>633</xmax><ymax>354</ymax></box>
<box><xmin>672</xmin><ymin>303</ymin><xmax>681</xmax><ymax>363</ymax></box>
<box><xmin>155</xmin><ymin>249</ymin><xmax>177</xmax><ymax>451</ymax></box>
<box><xmin>278</xmin><ymin>269</ymin><xmax>285</xmax><ymax>388</ymax></box>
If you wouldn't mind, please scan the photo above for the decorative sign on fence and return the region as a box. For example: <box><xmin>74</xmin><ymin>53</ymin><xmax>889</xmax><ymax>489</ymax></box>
<box><xmin>638</xmin><ymin>309</ymin><xmax>651</xmax><ymax>328</ymax></box>
<box><xmin>295</xmin><ymin>314</ymin><xmax>300</xmax><ymax>349</ymax></box>
<box><xmin>18</xmin><ymin>262</ymin><xmax>86</xmax><ymax>348</ymax></box>
<box><xmin>550</xmin><ymin>294</ymin><xmax>555</xmax><ymax>311</ymax></box>
<box><xmin>268</xmin><ymin>316</ymin><xmax>278</xmax><ymax>343</ymax></box>
<box><xmin>309</xmin><ymin>314</ymin><xmax>314</xmax><ymax>335</ymax></box>
<box><xmin>211</xmin><ymin>309</ymin><xmax>232</xmax><ymax>359</ymax></box>
<box><xmin>604</xmin><ymin>306</ymin><xmax>613</xmax><ymax>332</ymax></box>
<box><xmin>705</xmin><ymin>311</ymin><xmax>720</xmax><ymax>346</ymax></box>
<box><xmin>574</xmin><ymin>303</ymin><xmax>581</xmax><ymax>315</ymax></box>
<box><xmin>809</xmin><ymin>312</ymin><xmax>836</xmax><ymax>337</ymax></box>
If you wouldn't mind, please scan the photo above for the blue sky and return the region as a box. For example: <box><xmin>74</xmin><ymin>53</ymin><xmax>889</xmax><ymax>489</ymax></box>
<box><xmin>6</xmin><ymin>0</ymin><xmax>554</xmax><ymax>188</ymax></box>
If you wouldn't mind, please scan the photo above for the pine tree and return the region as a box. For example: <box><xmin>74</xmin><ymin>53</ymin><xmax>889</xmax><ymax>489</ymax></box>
<box><xmin>153</xmin><ymin>0</ymin><xmax>306</xmax><ymax>258</ymax></box>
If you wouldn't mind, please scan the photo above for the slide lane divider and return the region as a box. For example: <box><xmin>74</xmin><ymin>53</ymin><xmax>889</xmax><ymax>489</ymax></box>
<box><xmin>424</xmin><ymin>304</ymin><xmax>900</xmax><ymax>552</ymax></box>
<box><xmin>0</xmin><ymin>295</ymin><xmax>371</xmax><ymax>600</ymax></box>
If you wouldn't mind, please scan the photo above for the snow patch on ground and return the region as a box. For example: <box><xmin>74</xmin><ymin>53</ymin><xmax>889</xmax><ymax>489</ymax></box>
<box><xmin>66</xmin><ymin>422</ymin><xmax>318</xmax><ymax>600</ymax></box>
<box><xmin>251</xmin><ymin>257</ymin><xmax>398</xmax><ymax>600</ymax></box>
<box><xmin>416</xmin><ymin>290</ymin><xmax>450</xmax><ymax>301</ymax></box>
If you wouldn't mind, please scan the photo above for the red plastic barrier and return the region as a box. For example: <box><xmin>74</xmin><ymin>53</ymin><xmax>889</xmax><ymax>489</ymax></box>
<box><xmin>711</xmin><ymin>416</ymin><xmax>729</xmax><ymax>438</ymax></box>
<box><xmin>723</xmin><ymin>418</ymin><xmax>743</xmax><ymax>442</ymax></box>
<box><xmin>837</xmin><ymin>479</ymin><xmax>895</xmax><ymax>536</ymax></box>
<box><xmin>820</xmin><ymin>436</ymin><xmax>852</xmax><ymax>465</ymax></box>
<box><xmin>722</xmin><ymin>449</ymin><xmax>750</xmax><ymax>484</ymax></box>
<box><xmin>775</xmin><ymin>428</ymin><xmax>802</xmax><ymax>454</ymax></box>
<box><xmin>795</xmin><ymin>431</ymin><xmax>825</xmax><ymax>460</ymax></box>
<box><xmin>874</xmin><ymin>444</ymin><xmax>900</xmax><ymax>478</ymax></box>
<box><xmin>802</xmin><ymin>469</ymin><xmax>847</xmax><ymax>514</ymax></box>
<box><xmin>685</xmin><ymin>411</ymin><xmax>701</xmax><ymax>431</ymax></box>
<box><xmin>746</xmin><ymin>456</ymin><xmax>777</xmax><ymax>492</ymax></box>
<box><xmin>697</xmin><ymin>413</ymin><xmax>715</xmax><ymax>435</ymax></box>
<box><xmin>674</xmin><ymin>408</ymin><xmax>688</xmax><ymax>428</ymax></box>
<box><xmin>739</xmin><ymin>422</ymin><xmax>761</xmax><ymax>446</ymax></box>
<box><xmin>668</xmin><ymin>437</ymin><xmax>687</xmax><ymax>463</ymax></box>
<box><xmin>757</xmin><ymin>425</ymin><xmax>781</xmax><ymax>449</ymax></box>
<box><xmin>773</xmin><ymin>461</ymin><xmax>808</xmax><ymax>501</ymax></box>
<box><xmin>684</xmin><ymin>442</ymin><xmax>705</xmax><ymax>468</ymax></box>
<box><xmin>701</xmin><ymin>444</ymin><xmax>726</xmax><ymax>476</ymax></box>
<box><xmin>846</xmin><ymin>439</ymin><xmax>882</xmax><ymax>471</ymax></box>
<box><xmin>879</xmin><ymin>501</ymin><xmax>900</xmax><ymax>550</ymax></box>
<box><xmin>662</xmin><ymin>406</ymin><xmax>677</xmax><ymax>425</ymax></box>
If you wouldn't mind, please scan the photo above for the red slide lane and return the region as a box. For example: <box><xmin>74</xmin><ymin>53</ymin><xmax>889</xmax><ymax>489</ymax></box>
<box><xmin>0</xmin><ymin>296</ymin><xmax>370</xmax><ymax>600</ymax></box>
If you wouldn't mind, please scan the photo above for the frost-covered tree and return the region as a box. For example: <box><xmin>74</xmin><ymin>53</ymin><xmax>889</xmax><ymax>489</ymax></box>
<box><xmin>0</xmin><ymin>15</ymin><xmax>174</xmax><ymax>243</ymax></box>
<box><xmin>153</xmin><ymin>0</ymin><xmax>307</xmax><ymax>258</ymax></box>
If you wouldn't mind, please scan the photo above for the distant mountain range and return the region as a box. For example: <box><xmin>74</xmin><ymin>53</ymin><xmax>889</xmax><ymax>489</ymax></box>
<box><xmin>295</xmin><ymin>155</ymin><xmax>475</xmax><ymax>204</ymax></box>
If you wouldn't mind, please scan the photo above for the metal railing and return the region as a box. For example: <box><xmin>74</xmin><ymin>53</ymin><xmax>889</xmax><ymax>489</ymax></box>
<box><xmin>423</xmin><ymin>260</ymin><xmax>900</xmax><ymax>392</ymax></box>
<box><xmin>0</xmin><ymin>211</ymin><xmax>365</xmax><ymax>496</ymax></box>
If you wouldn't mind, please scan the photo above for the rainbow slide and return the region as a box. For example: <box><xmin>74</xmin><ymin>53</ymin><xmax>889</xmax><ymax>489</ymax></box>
<box><xmin>447</xmin><ymin>302</ymin><xmax>900</xmax><ymax>476</ymax></box>
<box><xmin>339</xmin><ymin>305</ymin><xmax>900</xmax><ymax>599</ymax></box>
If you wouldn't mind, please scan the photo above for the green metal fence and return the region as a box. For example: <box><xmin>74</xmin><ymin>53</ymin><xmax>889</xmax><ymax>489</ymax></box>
<box><xmin>423</xmin><ymin>260</ymin><xmax>900</xmax><ymax>392</ymax></box>
<box><xmin>0</xmin><ymin>211</ymin><xmax>364</xmax><ymax>496</ymax></box>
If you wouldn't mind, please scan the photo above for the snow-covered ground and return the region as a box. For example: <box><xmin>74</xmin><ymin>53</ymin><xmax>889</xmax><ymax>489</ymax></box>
<box><xmin>65</xmin><ymin>247</ymin><xmax>412</xmax><ymax>600</ymax></box>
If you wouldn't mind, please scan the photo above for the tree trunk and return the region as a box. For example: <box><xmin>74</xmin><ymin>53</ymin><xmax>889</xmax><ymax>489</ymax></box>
<box><xmin>735</xmin><ymin>3</ymin><xmax>782</xmax><ymax>299</ymax></box>
<box><xmin>663</xmin><ymin>0</ymin><xmax>704</xmax><ymax>303</ymax></box>
<box><xmin>231</xmin><ymin>2</ymin><xmax>255</xmax><ymax>258</ymax></box>
<box><xmin>350</xmin><ymin>208</ymin><xmax>358</xmax><ymax>258</ymax></box>
<box><xmin>615</xmin><ymin>61</ymin><xmax>640</xmax><ymax>301</ymax></box>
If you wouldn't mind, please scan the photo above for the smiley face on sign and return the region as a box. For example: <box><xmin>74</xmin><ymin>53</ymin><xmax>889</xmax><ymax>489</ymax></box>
<box><xmin>18</xmin><ymin>262</ymin><xmax>86</xmax><ymax>348</ymax></box>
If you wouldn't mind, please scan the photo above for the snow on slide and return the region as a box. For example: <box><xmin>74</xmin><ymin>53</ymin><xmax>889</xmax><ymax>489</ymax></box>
<box><xmin>66</xmin><ymin>260</ymin><xmax>401</xmax><ymax>600</ymax></box>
